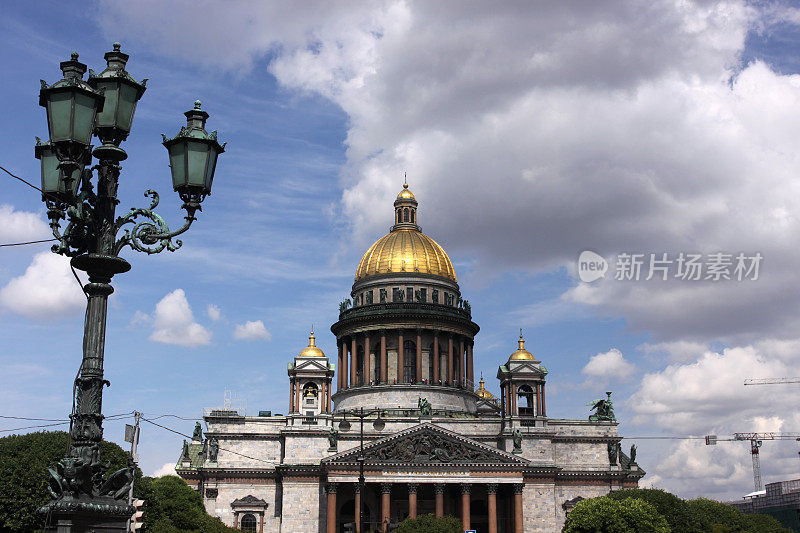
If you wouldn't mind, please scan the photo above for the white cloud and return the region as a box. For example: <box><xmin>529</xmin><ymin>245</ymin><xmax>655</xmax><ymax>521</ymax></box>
<box><xmin>151</xmin><ymin>462</ymin><xmax>176</xmax><ymax>477</ymax></box>
<box><xmin>149</xmin><ymin>289</ymin><xmax>212</xmax><ymax>347</ymax></box>
<box><xmin>638</xmin><ymin>341</ymin><xmax>709</xmax><ymax>363</ymax></box>
<box><xmin>0</xmin><ymin>252</ymin><xmax>85</xmax><ymax>319</ymax></box>
<box><xmin>233</xmin><ymin>320</ymin><xmax>271</xmax><ymax>341</ymax></box>
<box><xmin>582</xmin><ymin>348</ymin><xmax>636</xmax><ymax>380</ymax></box>
<box><xmin>0</xmin><ymin>205</ymin><xmax>49</xmax><ymax>242</ymax></box>
<box><xmin>206</xmin><ymin>304</ymin><xmax>222</xmax><ymax>322</ymax></box>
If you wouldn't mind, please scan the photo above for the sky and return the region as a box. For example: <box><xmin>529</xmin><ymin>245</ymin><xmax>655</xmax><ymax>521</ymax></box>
<box><xmin>2</xmin><ymin>0</ymin><xmax>800</xmax><ymax>501</ymax></box>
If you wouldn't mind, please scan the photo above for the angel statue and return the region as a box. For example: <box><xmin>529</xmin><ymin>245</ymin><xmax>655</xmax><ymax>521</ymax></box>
<box><xmin>588</xmin><ymin>391</ymin><xmax>616</xmax><ymax>422</ymax></box>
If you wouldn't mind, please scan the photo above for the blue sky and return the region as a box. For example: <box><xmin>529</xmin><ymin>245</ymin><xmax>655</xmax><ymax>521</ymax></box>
<box><xmin>2</xmin><ymin>1</ymin><xmax>800</xmax><ymax>500</ymax></box>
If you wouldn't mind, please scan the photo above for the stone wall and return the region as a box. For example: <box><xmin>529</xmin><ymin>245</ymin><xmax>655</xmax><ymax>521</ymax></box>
<box><xmin>281</xmin><ymin>480</ymin><xmax>323</xmax><ymax>533</ymax></box>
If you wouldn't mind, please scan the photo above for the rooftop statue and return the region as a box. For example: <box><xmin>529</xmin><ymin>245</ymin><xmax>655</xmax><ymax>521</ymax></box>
<box><xmin>588</xmin><ymin>391</ymin><xmax>616</xmax><ymax>422</ymax></box>
<box><xmin>192</xmin><ymin>422</ymin><xmax>203</xmax><ymax>441</ymax></box>
<box><xmin>418</xmin><ymin>397</ymin><xmax>432</xmax><ymax>417</ymax></box>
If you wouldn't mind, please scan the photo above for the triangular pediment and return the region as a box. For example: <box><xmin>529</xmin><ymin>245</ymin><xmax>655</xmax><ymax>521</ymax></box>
<box><xmin>323</xmin><ymin>423</ymin><xmax>528</xmax><ymax>466</ymax></box>
<box><xmin>506</xmin><ymin>360</ymin><xmax>546</xmax><ymax>374</ymax></box>
<box><xmin>293</xmin><ymin>358</ymin><xmax>329</xmax><ymax>371</ymax></box>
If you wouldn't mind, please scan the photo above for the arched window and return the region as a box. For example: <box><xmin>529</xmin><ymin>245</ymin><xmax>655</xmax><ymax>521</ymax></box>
<box><xmin>403</xmin><ymin>340</ymin><xmax>416</xmax><ymax>382</ymax></box>
<box><xmin>403</xmin><ymin>208</ymin><xmax>409</xmax><ymax>222</ymax></box>
<box><xmin>303</xmin><ymin>382</ymin><xmax>318</xmax><ymax>399</ymax></box>
<box><xmin>396</xmin><ymin>208</ymin><xmax>401</xmax><ymax>223</ymax></box>
<box><xmin>356</xmin><ymin>345</ymin><xmax>365</xmax><ymax>386</ymax></box>
<box><xmin>372</xmin><ymin>348</ymin><xmax>381</xmax><ymax>383</ymax></box>
<box><xmin>518</xmin><ymin>384</ymin><xmax>535</xmax><ymax>415</ymax></box>
<box><xmin>240</xmin><ymin>513</ymin><xmax>257</xmax><ymax>531</ymax></box>
<box><xmin>410</xmin><ymin>209</ymin><xmax>415</xmax><ymax>223</ymax></box>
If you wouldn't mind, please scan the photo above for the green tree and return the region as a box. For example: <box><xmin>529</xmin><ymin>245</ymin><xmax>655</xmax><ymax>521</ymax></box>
<box><xmin>0</xmin><ymin>430</ymin><xmax>139</xmax><ymax>532</ymax></box>
<box><xmin>607</xmin><ymin>488</ymin><xmax>705</xmax><ymax>532</ymax></box>
<box><xmin>562</xmin><ymin>496</ymin><xmax>671</xmax><ymax>533</ymax></box>
<box><xmin>394</xmin><ymin>513</ymin><xmax>462</xmax><ymax>533</ymax></box>
<box><xmin>686</xmin><ymin>497</ymin><xmax>789</xmax><ymax>533</ymax></box>
<box><xmin>133</xmin><ymin>475</ymin><xmax>237</xmax><ymax>533</ymax></box>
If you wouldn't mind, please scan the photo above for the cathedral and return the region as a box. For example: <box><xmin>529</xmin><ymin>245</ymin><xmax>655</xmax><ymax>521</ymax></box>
<box><xmin>176</xmin><ymin>183</ymin><xmax>644</xmax><ymax>532</ymax></box>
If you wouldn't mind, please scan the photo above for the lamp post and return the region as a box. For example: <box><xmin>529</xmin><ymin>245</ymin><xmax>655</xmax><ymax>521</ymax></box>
<box><xmin>340</xmin><ymin>408</ymin><xmax>385</xmax><ymax>533</ymax></box>
<box><xmin>36</xmin><ymin>44</ymin><xmax>224</xmax><ymax>532</ymax></box>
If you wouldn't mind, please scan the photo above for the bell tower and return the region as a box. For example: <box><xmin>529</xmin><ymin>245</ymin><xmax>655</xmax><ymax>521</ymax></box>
<box><xmin>497</xmin><ymin>332</ymin><xmax>548</xmax><ymax>427</ymax></box>
<box><xmin>287</xmin><ymin>331</ymin><xmax>334</xmax><ymax>426</ymax></box>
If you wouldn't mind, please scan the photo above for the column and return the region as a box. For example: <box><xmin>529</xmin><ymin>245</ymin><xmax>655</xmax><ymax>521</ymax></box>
<box><xmin>447</xmin><ymin>335</ymin><xmax>454</xmax><ymax>386</ymax></box>
<box><xmin>340</xmin><ymin>341</ymin><xmax>347</xmax><ymax>389</ymax></box>
<box><xmin>351</xmin><ymin>336</ymin><xmax>358</xmax><ymax>387</ymax></box>
<box><xmin>381</xmin><ymin>483</ymin><xmax>392</xmax><ymax>532</ymax></box>
<box><xmin>460</xmin><ymin>483</ymin><xmax>471</xmax><ymax>530</ymax></box>
<box><xmin>514</xmin><ymin>484</ymin><xmax>524</xmax><ymax>533</ymax></box>
<box><xmin>541</xmin><ymin>383</ymin><xmax>547</xmax><ymax>416</ymax></box>
<box><xmin>415</xmin><ymin>329</ymin><xmax>422</xmax><ymax>383</ymax></box>
<box><xmin>511</xmin><ymin>383</ymin><xmax>517</xmax><ymax>415</ymax></box>
<box><xmin>397</xmin><ymin>330</ymin><xmax>404</xmax><ymax>383</ymax></box>
<box><xmin>289</xmin><ymin>378</ymin><xmax>294</xmax><ymax>413</ymax></box>
<box><xmin>326</xmin><ymin>483</ymin><xmax>337</xmax><ymax>533</ymax></box>
<box><xmin>408</xmin><ymin>483</ymin><xmax>418</xmax><ymax>519</ymax></box>
<box><xmin>354</xmin><ymin>483</ymin><xmax>361</xmax><ymax>532</ymax></box>
<box><xmin>434</xmin><ymin>484</ymin><xmax>445</xmax><ymax>518</ymax></box>
<box><xmin>380</xmin><ymin>330</ymin><xmax>388</xmax><ymax>383</ymax></box>
<box><xmin>466</xmin><ymin>341</ymin><xmax>474</xmax><ymax>388</ymax></box>
<box><xmin>295</xmin><ymin>379</ymin><xmax>300</xmax><ymax>415</ymax></box>
<box><xmin>364</xmin><ymin>335</ymin><xmax>371</xmax><ymax>384</ymax></box>
<box><xmin>500</xmin><ymin>384</ymin><xmax>506</xmax><ymax>418</ymax></box>
<box><xmin>234</xmin><ymin>513</ymin><xmax>239</xmax><ymax>529</ymax></box>
<box><xmin>326</xmin><ymin>380</ymin><xmax>331</xmax><ymax>412</ymax></box>
<box><xmin>433</xmin><ymin>332</ymin><xmax>440</xmax><ymax>383</ymax></box>
<box><xmin>459</xmin><ymin>337</ymin><xmax>465</xmax><ymax>387</ymax></box>
<box><xmin>487</xmin><ymin>483</ymin><xmax>498</xmax><ymax>533</ymax></box>
<box><xmin>259</xmin><ymin>511</ymin><xmax>264</xmax><ymax>533</ymax></box>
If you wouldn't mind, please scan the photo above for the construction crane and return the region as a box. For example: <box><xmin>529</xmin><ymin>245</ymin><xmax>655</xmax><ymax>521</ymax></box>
<box><xmin>744</xmin><ymin>377</ymin><xmax>800</xmax><ymax>385</ymax></box>
<box><xmin>705</xmin><ymin>433</ymin><xmax>800</xmax><ymax>492</ymax></box>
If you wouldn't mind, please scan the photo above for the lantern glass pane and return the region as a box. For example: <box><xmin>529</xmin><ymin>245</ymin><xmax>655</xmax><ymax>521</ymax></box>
<box><xmin>94</xmin><ymin>80</ymin><xmax>118</xmax><ymax>129</ymax></box>
<box><xmin>186</xmin><ymin>140</ymin><xmax>210</xmax><ymax>189</ymax></box>
<box><xmin>168</xmin><ymin>142</ymin><xmax>186</xmax><ymax>190</ymax></box>
<box><xmin>117</xmin><ymin>83</ymin><xmax>137</xmax><ymax>133</ymax></box>
<box><xmin>40</xmin><ymin>152</ymin><xmax>61</xmax><ymax>194</ymax></box>
<box><xmin>204</xmin><ymin>150</ymin><xmax>218</xmax><ymax>191</ymax></box>
<box><xmin>48</xmin><ymin>92</ymin><xmax>72</xmax><ymax>141</ymax></box>
<box><xmin>73</xmin><ymin>92</ymin><xmax>97</xmax><ymax>144</ymax></box>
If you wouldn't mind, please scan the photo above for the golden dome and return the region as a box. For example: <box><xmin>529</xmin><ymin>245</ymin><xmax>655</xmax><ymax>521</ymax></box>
<box><xmin>355</xmin><ymin>228</ymin><xmax>457</xmax><ymax>282</ymax></box>
<box><xmin>476</xmin><ymin>376</ymin><xmax>494</xmax><ymax>399</ymax></box>
<box><xmin>509</xmin><ymin>332</ymin><xmax>537</xmax><ymax>361</ymax></box>
<box><xmin>396</xmin><ymin>182</ymin><xmax>416</xmax><ymax>201</ymax></box>
<box><xmin>298</xmin><ymin>331</ymin><xmax>325</xmax><ymax>358</ymax></box>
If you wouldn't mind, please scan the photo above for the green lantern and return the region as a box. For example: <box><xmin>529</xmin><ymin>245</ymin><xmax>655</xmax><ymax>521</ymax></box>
<box><xmin>34</xmin><ymin>138</ymin><xmax>91</xmax><ymax>201</ymax></box>
<box><xmin>88</xmin><ymin>43</ymin><xmax>147</xmax><ymax>147</ymax></box>
<box><xmin>162</xmin><ymin>101</ymin><xmax>225</xmax><ymax>203</ymax></box>
<box><xmin>39</xmin><ymin>53</ymin><xmax>104</xmax><ymax>151</ymax></box>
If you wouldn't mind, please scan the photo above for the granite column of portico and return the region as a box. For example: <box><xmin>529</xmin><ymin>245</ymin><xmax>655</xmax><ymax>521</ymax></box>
<box><xmin>326</xmin><ymin>483</ymin><xmax>337</xmax><ymax>533</ymax></box>
<box><xmin>460</xmin><ymin>483</ymin><xmax>471</xmax><ymax>530</ymax></box>
<box><xmin>381</xmin><ymin>483</ymin><xmax>392</xmax><ymax>532</ymax></box>
<box><xmin>434</xmin><ymin>483</ymin><xmax>444</xmax><ymax>518</ymax></box>
<box><xmin>514</xmin><ymin>484</ymin><xmax>524</xmax><ymax>533</ymax></box>
<box><xmin>466</xmin><ymin>341</ymin><xmax>474</xmax><ymax>387</ymax></box>
<box><xmin>487</xmin><ymin>483</ymin><xmax>498</xmax><ymax>533</ymax></box>
<box><xmin>408</xmin><ymin>483</ymin><xmax>418</xmax><ymax>519</ymax></box>
<box><xmin>354</xmin><ymin>484</ymin><xmax>361</xmax><ymax>532</ymax></box>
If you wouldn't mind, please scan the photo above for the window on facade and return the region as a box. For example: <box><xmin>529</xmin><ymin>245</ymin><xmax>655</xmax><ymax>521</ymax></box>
<box><xmin>432</xmin><ymin>289</ymin><xmax>439</xmax><ymax>303</ymax></box>
<box><xmin>393</xmin><ymin>287</ymin><xmax>402</xmax><ymax>301</ymax></box>
<box><xmin>518</xmin><ymin>384</ymin><xmax>535</xmax><ymax>415</ymax></box>
<box><xmin>240</xmin><ymin>513</ymin><xmax>257</xmax><ymax>531</ymax></box>
<box><xmin>406</xmin><ymin>287</ymin><xmax>413</xmax><ymax>301</ymax></box>
<box><xmin>403</xmin><ymin>208</ymin><xmax>409</xmax><ymax>222</ymax></box>
<box><xmin>356</xmin><ymin>345</ymin><xmax>365</xmax><ymax>386</ymax></box>
<box><xmin>428</xmin><ymin>342</ymin><xmax>442</xmax><ymax>382</ymax></box>
<box><xmin>372</xmin><ymin>348</ymin><xmax>381</xmax><ymax>383</ymax></box>
<box><xmin>397</xmin><ymin>208</ymin><xmax>401</xmax><ymax>223</ymax></box>
<box><xmin>419</xmin><ymin>288</ymin><xmax>426</xmax><ymax>302</ymax></box>
<box><xmin>404</xmin><ymin>340</ymin><xmax>416</xmax><ymax>382</ymax></box>
<box><xmin>410</xmin><ymin>209</ymin><xmax>415</xmax><ymax>223</ymax></box>
<box><xmin>303</xmin><ymin>383</ymin><xmax>318</xmax><ymax>398</ymax></box>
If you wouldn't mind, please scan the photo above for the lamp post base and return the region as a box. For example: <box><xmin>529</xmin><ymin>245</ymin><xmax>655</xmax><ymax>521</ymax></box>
<box><xmin>41</xmin><ymin>495</ymin><xmax>133</xmax><ymax>532</ymax></box>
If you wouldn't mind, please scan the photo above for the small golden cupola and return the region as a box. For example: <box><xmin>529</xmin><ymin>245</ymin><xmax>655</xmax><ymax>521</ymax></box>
<box><xmin>298</xmin><ymin>330</ymin><xmax>325</xmax><ymax>358</ymax></box>
<box><xmin>508</xmin><ymin>331</ymin><xmax>539</xmax><ymax>362</ymax></box>
<box><xmin>394</xmin><ymin>178</ymin><xmax>419</xmax><ymax>228</ymax></box>
<box><xmin>475</xmin><ymin>375</ymin><xmax>494</xmax><ymax>399</ymax></box>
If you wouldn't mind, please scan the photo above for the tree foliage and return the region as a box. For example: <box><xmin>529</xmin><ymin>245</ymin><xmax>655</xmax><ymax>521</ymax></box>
<box><xmin>132</xmin><ymin>475</ymin><xmax>237</xmax><ymax>533</ymax></box>
<box><xmin>562</xmin><ymin>496</ymin><xmax>671</xmax><ymax>533</ymax></box>
<box><xmin>607</xmin><ymin>489</ymin><xmax>703</xmax><ymax>532</ymax></box>
<box><xmin>0</xmin><ymin>430</ymin><xmax>138</xmax><ymax>532</ymax></box>
<box><xmin>394</xmin><ymin>513</ymin><xmax>462</xmax><ymax>533</ymax></box>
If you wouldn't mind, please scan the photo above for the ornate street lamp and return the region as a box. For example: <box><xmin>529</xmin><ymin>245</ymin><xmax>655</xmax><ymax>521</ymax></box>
<box><xmin>339</xmin><ymin>408</ymin><xmax>385</xmax><ymax>533</ymax></box>
<box><xmin>36</xmin><ymin>45</ymin><xmax>225</xmax><ymax>532</ymax></box>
